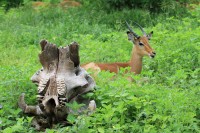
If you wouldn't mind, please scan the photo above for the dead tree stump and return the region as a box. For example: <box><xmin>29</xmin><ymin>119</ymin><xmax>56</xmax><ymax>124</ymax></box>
<box><xmin>18</xmin><ymin>40</ymin><xmax>96</xmax><ymax>130</ymax></box>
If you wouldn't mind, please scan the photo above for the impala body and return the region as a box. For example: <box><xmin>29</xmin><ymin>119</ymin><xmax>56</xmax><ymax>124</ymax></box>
<box><xmin>82</xmin><ymin>22</ymin><xmax>156</xmax><ymax>75</ymax></box>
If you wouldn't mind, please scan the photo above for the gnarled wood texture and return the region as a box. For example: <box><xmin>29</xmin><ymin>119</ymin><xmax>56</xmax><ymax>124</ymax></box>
<box><xmin>19</xmin><ymin>40</ymin><xmax>96</xmax><ymax>131</ymax></box>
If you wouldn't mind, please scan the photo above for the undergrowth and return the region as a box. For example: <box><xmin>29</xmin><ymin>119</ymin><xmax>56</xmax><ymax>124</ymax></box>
<box><xmin>0</xmin><ymin>3</ymin><xmax>199</xmax><ymax>133</ymax></box>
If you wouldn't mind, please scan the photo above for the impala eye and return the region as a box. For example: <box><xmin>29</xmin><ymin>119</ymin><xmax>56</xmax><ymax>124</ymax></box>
<box><xmin>139</xmin><ymin>42</ymin><xmax>144</xmax><ymax>46</ymax></box>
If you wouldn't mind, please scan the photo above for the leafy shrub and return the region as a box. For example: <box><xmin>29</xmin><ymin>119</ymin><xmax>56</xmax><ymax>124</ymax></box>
<box><xmin>0</xmin><ymin>0</ymin><xmax>61</xmax><ymax>11</ymax></box>
<box><xmin>83</xmin><ymin>0</ymin><xmax>195</xmax><ymax>14</ymax></box>
<box><xmin>0</xmin><ymin>0</ymin><xmax>24</xmax><ymax>11</ymax></box>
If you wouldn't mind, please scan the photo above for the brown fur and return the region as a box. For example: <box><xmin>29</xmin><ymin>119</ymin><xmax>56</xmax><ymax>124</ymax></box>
<box><xmin>60</xmin><ymin>0</ymin><xmax>81</xmax><ymax>8</ymax></box>
<box><xmin>82</xmin><ymin>33</ymin><xmax>156</xmax><ymax>76</ymax></box>
<box><xmin>98</xmin><ymin>62</ymin><xmax>130</xmax><ymax>73</ymax></box>
<box><xmin>32</xmin><ymin>0</ymin><xmax>81</xmax><ymax>10</ymax></box>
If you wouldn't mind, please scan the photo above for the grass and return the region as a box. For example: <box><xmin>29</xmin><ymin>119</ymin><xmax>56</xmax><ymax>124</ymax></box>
<box><xmin>0</xmin><ymin>3</ymin><xmax>200</xmax><ymax>133</ymax></box>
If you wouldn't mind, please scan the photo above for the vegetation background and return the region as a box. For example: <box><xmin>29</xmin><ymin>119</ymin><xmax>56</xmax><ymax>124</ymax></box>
<box><xmin>0</xmin><ymin>0</ymin><xmax>199</xmax><ymax>132</ymax></box>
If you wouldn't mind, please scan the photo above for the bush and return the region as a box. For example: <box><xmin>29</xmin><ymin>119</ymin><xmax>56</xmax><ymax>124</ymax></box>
<box><xmin>83</xmin><ymin>0</ymin><xmax>199</xmax><ymax>15</ymax></box>
<box><xmin>0</xmin><ymin>0</ymin><xmax>24</xmax><ymax>11</ymax></box>
<box><xmin>107</xmin><ymin>0</ymin><xmax>187</xmax><ymax>11</ymax></box>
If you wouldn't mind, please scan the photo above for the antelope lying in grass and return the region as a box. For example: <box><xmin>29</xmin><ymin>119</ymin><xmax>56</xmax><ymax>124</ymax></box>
<box><xmin>82</xmin><ymin>22</ymin><xmax>156</xmax><ymax>79</ymax></box>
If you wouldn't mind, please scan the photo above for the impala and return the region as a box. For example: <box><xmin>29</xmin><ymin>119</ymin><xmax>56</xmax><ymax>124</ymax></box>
<box><xmin>81</xmin><ymin>22</ymin><xmax>156</xmax><ymax>76</ymax></box>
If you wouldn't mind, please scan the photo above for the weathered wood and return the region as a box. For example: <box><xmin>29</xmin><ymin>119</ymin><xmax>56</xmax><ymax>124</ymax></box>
<box><xmin>18</xmin><ymin>40</ymin><xmax>96</xmax><ymax>130</ymax></box>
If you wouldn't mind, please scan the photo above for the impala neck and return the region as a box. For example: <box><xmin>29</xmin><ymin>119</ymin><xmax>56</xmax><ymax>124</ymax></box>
<box><xmin>129</xmin><ymin>47</ymin><xmax>143</xmax><ymax>74</ymax></box>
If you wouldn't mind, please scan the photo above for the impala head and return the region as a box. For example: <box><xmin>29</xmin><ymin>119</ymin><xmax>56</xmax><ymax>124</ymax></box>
<box><xmin>126</xmin><ymin>21</ymin><xmax>156</xmax><ymax>58</ymax></box>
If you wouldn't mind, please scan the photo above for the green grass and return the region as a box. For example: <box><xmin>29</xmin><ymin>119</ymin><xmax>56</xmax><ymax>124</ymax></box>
<box><xmin>0</xmin><ymin>4</ymin><xmax>200</xmax><ymax>133</ymax></box>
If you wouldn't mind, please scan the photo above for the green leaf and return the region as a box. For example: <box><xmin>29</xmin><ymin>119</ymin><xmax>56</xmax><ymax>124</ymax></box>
<box><xmin>97</xmin><ymin>127</ymin><xmax>104</xmax><ymax>133</ymax></box>
<box><xmin>67</xmin><ymin>114</ymin><xmax>76</xmax><ymax>124</ymax></box>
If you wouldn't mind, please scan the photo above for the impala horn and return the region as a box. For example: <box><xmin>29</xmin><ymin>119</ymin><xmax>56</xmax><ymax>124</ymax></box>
<box><xmin>125</xmin><ymin>21</ymin><xmax>140</xmax><ymax>39</ymax></box>
<box><xmin>134</xmin><ymin>22</ymin><xmax>147</xmax><ymax>36</ymax></box>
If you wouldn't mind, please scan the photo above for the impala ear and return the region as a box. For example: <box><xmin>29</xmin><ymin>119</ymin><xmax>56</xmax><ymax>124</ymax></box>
<box><xmin>147</xmin><ymin>31</ymin><xmax>153</xmax><ymax>40</ymax></box>
<box><xmin>127</xmin><ymin>31</ymin><xmax>135</xmax><ymax>43</ymax></box>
